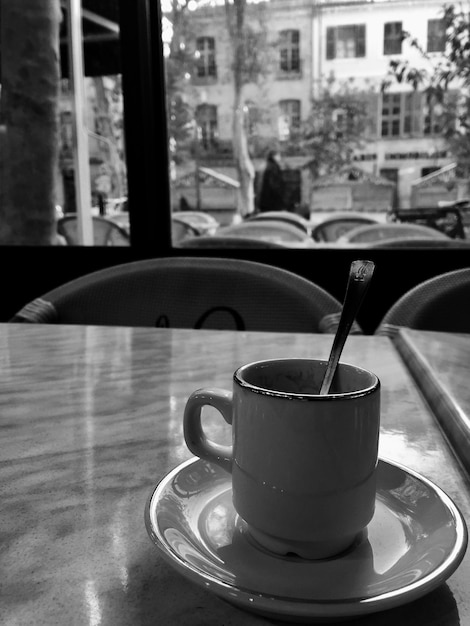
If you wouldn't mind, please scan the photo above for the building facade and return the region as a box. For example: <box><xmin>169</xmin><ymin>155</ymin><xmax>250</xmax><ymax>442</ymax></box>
<box><xmin>316</xmin><ymin>0</ymin><xmax>462</xmax><ymax>208</ymax></box>
<box><xmin>172</xmin><ymin>0</ymin><xmax>467</xmax><ymax>211</ymax></box>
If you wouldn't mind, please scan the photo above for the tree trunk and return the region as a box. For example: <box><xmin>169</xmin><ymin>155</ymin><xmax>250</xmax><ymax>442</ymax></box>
<box><xmin>0</xmin><ymin>0</ymin><xmax>61</xmax><ymax>244</ymax></box>
<box><xmin>233</xmin><ymin>104</ymin><xmax>255</xmax><ymax>218</ymax></box>
<box><xmin>226</xmin><ymin>0</ymin><xmax>255</xmax><ymax>218</ymax></box>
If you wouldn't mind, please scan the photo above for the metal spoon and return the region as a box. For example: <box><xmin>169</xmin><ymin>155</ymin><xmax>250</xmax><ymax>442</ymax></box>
<box><xmin>319</xmin><ymin>260</ymin><xmax>375</xmax><ymax>395</ymax></box>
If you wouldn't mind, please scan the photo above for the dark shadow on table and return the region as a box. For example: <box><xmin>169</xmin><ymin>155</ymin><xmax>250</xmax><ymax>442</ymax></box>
<box><xmin>126</xmin><ymin>553</ymin><xmax>460</xmax><ymax>625</ymax></box>
<box><xmin>270</xmin><ymin>583</ymin><xmax>460</xmax><ymax>625</ymax></box>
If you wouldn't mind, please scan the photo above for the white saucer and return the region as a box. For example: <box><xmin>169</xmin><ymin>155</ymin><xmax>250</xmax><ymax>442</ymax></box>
<box><xmin>145</xmin><ymin>457</ymin><xmax>467</xmax><ymax>623</ymax></box>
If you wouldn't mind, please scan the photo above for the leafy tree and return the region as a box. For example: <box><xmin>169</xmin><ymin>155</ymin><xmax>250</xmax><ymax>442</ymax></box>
<box><xmin>165</xmin><ymin>0</ymin><xmax>269</xmax><ymax>216</ymax></box>
<box><xmin>293</xmin><ymin>78</ymin><xmax>372</xmax><ymax>179</ymax></box>
<box><xmin>0</xmin><ymin>0</ymin><xmax>61</xmax><ymax>244</ymax></box>
<box><xmin>384</xmin><ymin>3</ymin><xmax>470</xmax><ymax>175</ymax></box>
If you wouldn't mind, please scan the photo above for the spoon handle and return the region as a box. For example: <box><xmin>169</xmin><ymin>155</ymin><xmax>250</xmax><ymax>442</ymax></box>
<box><xmin>319</xmin><ymin>260</ymin><xmax>375</xmax><ymax>395</ymax></box>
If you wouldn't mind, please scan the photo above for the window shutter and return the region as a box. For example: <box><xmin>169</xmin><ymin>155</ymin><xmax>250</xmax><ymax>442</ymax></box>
<box><xmin>383</xmin><ymin>23</ymin><xmax>390</xmax><ymax>55</ymax></box>
<box><xmin>326</xmin><ymin>27</ymin><xmax>335</xmax><ymax>59</ymax></box>
<box><xmin>427</xmin><ymin>19</ymin><xmax>446</xmax><ymax>52</ymax></box>
<box><xmin>356</xmin><ymin>25</ymin><xmax>366</xmax><ymax>57</ymax></box>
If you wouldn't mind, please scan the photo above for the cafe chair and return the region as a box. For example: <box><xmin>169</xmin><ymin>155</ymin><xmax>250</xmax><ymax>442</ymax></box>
<box><xmin>339</xmin><ymin>222</ymin><xmax>449</xmax><ymax>244</ymax></box>
<box><xmin>376</xmin><ymin>268</ymin><xmax>470</xmax><ymax>336</ymax></box>
<box><xmin>311</xmin><ymin>213</ymin><xmax>379</xmax><ymax>242</ymax></box>
<box><xmin>172</xmin><ymin>211</ymin><xmax>219</xmax><ymax>236</ymax></box>
<box><xmin>171</xmin><ymin>215</ymin><xmax>202</xmax><ymax>244</ymax></box>
<box><xmin>365</xmin><ymin>238</ymin><xmax>470</xmax><ymax>249</ymax></box>
<box><xmin>213</xmin><ymin>220</ymin><xmax>313</xmax><ymax>245</ymax></box>
<box><xmin>177</xmin><ymin>235</ymin><xmax>291</xmax><ymax>248</ymax></box>
<box><xmin>57</xmin><ymin>215</ymin><xmax>130</xmax><ymax>246</ymax></box>
<box><xmin>10</xmin><ymin>257</ymin><xmax>362</xmax><ymax>333</ymax></box>
<box><xmin>246</xmin><ymin>211</ymin><xmax>312</xmax><ymax>235</ymax></box>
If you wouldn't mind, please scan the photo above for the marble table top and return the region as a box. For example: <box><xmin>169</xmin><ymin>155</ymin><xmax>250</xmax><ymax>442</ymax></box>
<box><xmin>1</xmin><ymin>323</ymin><xmax>469</xmax><ymax>625</ymax></box>
<box><xmin>395</xmin><ymin>329</ymin><xmax>470</xmax><ymax>478</ymax></box>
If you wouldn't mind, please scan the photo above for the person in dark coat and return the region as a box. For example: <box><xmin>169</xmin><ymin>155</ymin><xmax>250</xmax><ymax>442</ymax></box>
<box><xmin>258</xmin><ymin>150</ymin><xmax>286</xmax><ymax>212</ymax></box>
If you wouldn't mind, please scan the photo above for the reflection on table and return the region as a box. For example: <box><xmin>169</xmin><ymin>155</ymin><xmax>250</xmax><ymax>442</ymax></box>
<box><xmin>395</xmin><ymin>328</ymin><xmax>470</xmax><ymax>477</ymax></box>
<box><xmin>1</xmin><ymin>324</ymin><xmax>469</xmax><ymax>625</ymax></box>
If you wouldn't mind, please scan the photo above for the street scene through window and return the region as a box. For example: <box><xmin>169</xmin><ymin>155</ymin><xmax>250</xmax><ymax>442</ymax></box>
<box><xmin>164</xmin><ymin>0</ymin><xmax>470</xmax><ymax>248</ymax></box>
<box><xmin>1</xmin><ymin>1</ymin><xmax>470</xmax><ymax>247</ymax></box>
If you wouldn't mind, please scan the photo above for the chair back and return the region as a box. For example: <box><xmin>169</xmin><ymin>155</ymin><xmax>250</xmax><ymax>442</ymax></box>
<box><xmin>171</xmin><ymin>215</ymin><xmax>201</xmax><ymax>244</ymax></box>
<box><xmin>376</xmin><ymin>268</ymin><xmax>470</xmax><ymax>336</ymax></box>
<box><xmin>58</xmin><ymin>215</ymin><xmax>130</xmax><ymax>246</ymax></box>
<box><xmin>172</xmin><ymin>211</ymin><xmax>219</xmax><ymax>236</ymax></box>
<box><xmin>312</xmin><ymin>214</ymin><xmax>379</xmax><ymax>242</ymax></box>
<box><xmin>216</xmin><ymin>220</ymin><xmax>313</xmax><ymax>245</ymax></box>
<box><xmin>177</xmin><ymin>235</ymin><xmax>290</xmax><ymax>248</ymax></box>
<box><xmin>340</xmin><ymin>222</ymin><xmax>449</xmax><ymax>244</ymax></box>
<box><xmin>246</xmin><ymin>211</ymin><xmax>311</xmax><ymax>235</ymax></box>
<box><xmin>365</xmin><ymin>238</ymin><xmax>470</xmax><ymax>249</ymax></box>
<box><xmin>10</xmin><ymin>257</ymin><xmax>355</xmax><ymax>333</ymax></box>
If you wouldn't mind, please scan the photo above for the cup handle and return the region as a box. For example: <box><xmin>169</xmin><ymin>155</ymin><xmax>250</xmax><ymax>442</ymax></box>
<box><xmin>183</xmin><ymin>388</ymin><xmax>233</xmax><ymax>473</ymax></box>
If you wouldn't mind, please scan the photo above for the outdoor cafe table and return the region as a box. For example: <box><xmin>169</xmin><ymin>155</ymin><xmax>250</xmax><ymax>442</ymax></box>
<box><xmin>1</xmin><ymin>323</ymin><xmax>469</xmax><ymax>625</ymax></box>
<box><xmin>394</xmin><ymin>329</ymin><xmax>470</xmax><ymax>479</ymax></box>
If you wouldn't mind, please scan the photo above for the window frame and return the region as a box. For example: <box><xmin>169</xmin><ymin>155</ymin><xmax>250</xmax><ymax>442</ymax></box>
<box><xmin>279</xmin><ymin>29</ymin><xmax>301</xmax><ymax>74</ymax></box>
<box><xmin>119</xmin><ymin>0</ymin><xmax>172</xmax><ymax>251</ymax></box>
<box><xmin>381</xmin><ymin>92</ymin><xmax>421</xmax><ymax>138</ymax></box>
<box><xmin>279</xmin><ymin>99</ymin><xmax>301</xmax><ymax>130</ymax></box>
<box><xmin>2</xmin><ymin>0</ymin><xmax>470</xmax><ymax>334</ymax></box>
<box><xmin>326</xmin><ymin>24</ymin><xmax>366</xmax><ymax>60</ymax></box>
<box><xmin>195</xmin><ymin>36</ymin><xmax>217</xmax><ymax>79</ymax></box>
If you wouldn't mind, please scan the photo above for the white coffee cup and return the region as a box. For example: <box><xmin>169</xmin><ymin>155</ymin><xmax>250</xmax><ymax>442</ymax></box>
<box><xmin>183</xmin><ymin>358</ymin><xmax>380</xmax><ymax>559</ymax></box>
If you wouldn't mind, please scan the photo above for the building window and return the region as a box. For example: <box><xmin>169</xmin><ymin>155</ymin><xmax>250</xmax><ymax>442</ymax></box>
<box><xmin>427</xmin><ymin>19</ymin><xmax>446</xmax><ymax>52</ymax></box>
<box><xmin>381</xmin><ymin>92</ymin><xmax>418</xmax><ymax>137</ymax></box>
<box><xmin>196</xmin><ymin>103</ymin><xmax>218</xmax><ymax>149</ymax></box>
<box><xmin>332</xmin><ymin>108</ymin><xmax>355</xmax><ymax>139</ymax></box>
<box><xmin>326</xmin><ymin>25</ymin><xmax>366</xmax><ymax>60</ymax></box>
<box><xmin>195</xmin><ymin>36</ymin><xmax>217</xmax><ymax>78</ymax></box>
<box><xmin>279</xmin><ymin>99</ymin><xmax>301</xmax><ymax>131</ymax></box>
<box><xmin>381</xmin><ymin>93</ymin><xmax>401</xmax><ymax>137</ymax></box>
<box><xmin>384</xmin><ymin>22</ymin><xmax>402</xmax><ymax>55</ymax></box>
<box><xmin>279</xmin><ymin>29</ymin><xmax>300</xmax><ymax>73</ymax></box>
